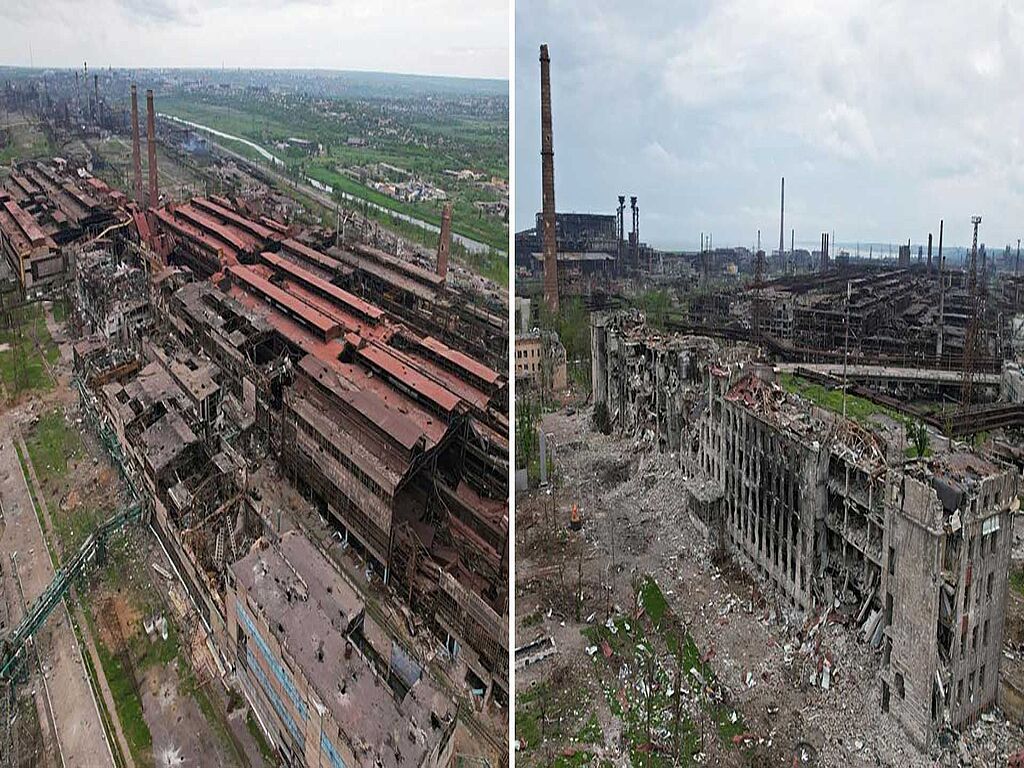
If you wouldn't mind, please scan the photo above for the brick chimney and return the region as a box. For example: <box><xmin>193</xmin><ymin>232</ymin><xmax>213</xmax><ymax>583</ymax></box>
<box><xmin>146</xmin><ymin>89</ymin><xmax>159</xmax><ymax>208</ymax></box>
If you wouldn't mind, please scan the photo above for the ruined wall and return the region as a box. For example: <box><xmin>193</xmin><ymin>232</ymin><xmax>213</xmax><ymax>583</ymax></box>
<box><xmin>883</xmin><ymin>474</ymin><xmax>943</xmax><ymax>747</ymax></box>
<box><xmin>590</xmin><ymin>310</ymin><xmax>715</xmax><ymax>451</ymax></box>
<box><xmin>695</xmin><ymin>382</ymin><xmax>823</xmax><ymax>610</ymax></box>
<box><xmin>883</xmin><ymin>464</ymin><xmax>1018</xmax><ymax>747</ymax></box>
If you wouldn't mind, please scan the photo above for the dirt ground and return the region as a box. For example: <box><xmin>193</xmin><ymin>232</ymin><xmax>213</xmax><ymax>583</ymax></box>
<box><xmin>2</xmin><ymin>303</ymin><xmax>262</xmax><ymax>768</ymax></box>
<box><xmin>515</xmin><ymin>408</ymin><xmax>1024</xmax><ymax>767</ymax></box>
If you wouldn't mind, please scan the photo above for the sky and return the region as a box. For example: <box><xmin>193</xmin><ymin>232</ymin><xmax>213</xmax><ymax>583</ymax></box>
<box><xmin>516</xmin><ymin>0</ymin><xmax>1024</xmax><ymax>251</ymax></box>
<box><xmin>0</xmin><ymin>0</ymin><xmax>509</xmax><ymax>80</ymax></box>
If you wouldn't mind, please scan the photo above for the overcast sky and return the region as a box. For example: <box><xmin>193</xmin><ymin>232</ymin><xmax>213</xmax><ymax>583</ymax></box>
<box><xmin>0</xmin><ymin>0</ymin><xmax>508</xmax><ymax>80</ymax></box>
<box><xmin>516</xmin><ymin>0</ymin><xmax>1024</xmax><ymax>251</ymax></box>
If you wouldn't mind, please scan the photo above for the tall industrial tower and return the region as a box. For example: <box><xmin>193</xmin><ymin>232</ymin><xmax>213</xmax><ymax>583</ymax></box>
<box><xmin>961</xmin><ymin>215</ymin><xmax>983</xmax><ymax>413</ymax></box>
<box><xmin>539</xmin><ymin>44</ymin><xmax>559</xmax><ymax>315</ymax></box>
<box><xmin>130</xmin><ymin>84</ymin><xmax>143</xmax><ymax>205</ymax></box>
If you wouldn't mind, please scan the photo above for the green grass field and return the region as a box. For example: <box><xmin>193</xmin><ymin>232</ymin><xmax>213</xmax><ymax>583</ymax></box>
<box><xmin>0</xmin><ymin>303</ymin><xmax>58</xmax><ymax>398</ymax></box>
<box><xmin>158</xmin><ymin>93</ymin><xmax>508</xmax><ymax>253</ymax></box>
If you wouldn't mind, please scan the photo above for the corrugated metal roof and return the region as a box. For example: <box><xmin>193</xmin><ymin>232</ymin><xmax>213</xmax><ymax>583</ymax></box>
<box><xmin>261</xmin><ymin>251</ymin><xmax>383</xmax><ymax>323</ymax></box>
<box><xmin>228</xmin><ymin>264</ymin><xmax>340</xmax><ymax>339</ymax></box>
<box><xmin>358</xmin><ymin>343</ymin><xmax>461</xmax><ymax>415</ymax></box>
<box><xmin>420</xmin><ymin>335</ymin><xmax>501</xmax><ymax>386</ymax></box>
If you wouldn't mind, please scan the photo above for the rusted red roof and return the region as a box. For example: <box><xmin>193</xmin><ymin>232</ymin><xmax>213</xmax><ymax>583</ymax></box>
<box><xmin>261</xmin><ymin>251</ymin><xmax>383</xmax><ymax>323</ymax></box>
<box><xmin>281</xmin><ymin>238</ymin><xmax>345</xmax><ymax>273</ymax></box>
<box><xmin>357</xmin><ymin>343</ymin><xmax>461</xmax><ymax>415</ymax></box>
<box><xmin>173</xmin><ymin>204</ymin><xmax>262</xmax><ymax>254</ymax></box>
<box><xmin>3</xmin><ymin>200</ymin><xmax>48</xmax><ymax>246</ymax></box>
<box><xmin>192</xmin><ymin>197</ymin><xmax>279</xmax><ymax>243</ymax></box>
<box><xmin>228</xmin><ymin>264</ymin><xmax>340</xmax><ymax>339</ymax></box>
<box><xmin>419</xmin><ymin>335</ymin><xmax>501</xmax><ymax>386</ymax></box>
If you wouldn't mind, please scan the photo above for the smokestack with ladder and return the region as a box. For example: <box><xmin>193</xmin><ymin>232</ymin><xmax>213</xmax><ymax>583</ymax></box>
<box><xmin>130</xmin><ymin>85</ymin><xmax>143</xmax><ymax>205</ymax></box>
<box><xmin>437</xmin><ymin>202</ymin><xmax>451</xmax><ymax>282</ymax></box>
<box><xmin>539</xmin><ymin>44</ymin><xmax>559</xmax><ymax>315</ymax></box>
<box><xmin>146</xmin><ymin>89</ymin><xmax>159</xmax><ymax>208</ymax></box>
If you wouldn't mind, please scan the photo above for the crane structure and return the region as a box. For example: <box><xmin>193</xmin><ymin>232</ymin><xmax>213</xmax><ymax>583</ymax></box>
<box><xmin>961</xmin><ymin>215</ymin><xmax>983</xmax><ymax>413</ymax></box>
<box><xmin>0</xmin><ymin>376</ymin><xmax>144</xmax><ymax>680</ymax></box>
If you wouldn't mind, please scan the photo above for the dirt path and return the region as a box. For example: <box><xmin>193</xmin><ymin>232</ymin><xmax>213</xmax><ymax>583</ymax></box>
<box><xmin>14</xmin><ymin>428</ymin><xmax>135</xmax><ymax>767</ymax></box>
<box><xmin>0</xmin><ymin>415</ymin><xmax>113</xmax><ymax>767</ymax></box>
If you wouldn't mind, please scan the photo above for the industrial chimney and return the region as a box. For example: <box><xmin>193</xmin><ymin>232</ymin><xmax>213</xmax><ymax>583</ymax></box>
<box><xmin>130</xmin><ymin>85</ymin><xmax>143</xmax><ymax>205</ymax></box>
<box><xmin>540</xmin><ymin>44</ymin><xmax>559</xmax><ymax>315</ymax></box>
<box><xmin>437</xmin><ymin>202</ymin><xmax>452</xmax><ymax>282</ymax></box>
<box><xmin>93</xmin><ymin>74</ymin><xmax>99</xmax><ymax>124</ymax></box>
<box><xmin>146</xmin><ymin>89</ymin><xmax>159</xmax><ymax>208</ymax></box>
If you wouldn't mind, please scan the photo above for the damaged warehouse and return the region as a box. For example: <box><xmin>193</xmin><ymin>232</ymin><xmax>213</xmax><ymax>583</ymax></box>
<box><xmin>591</xmin><ymin>309</ymin><xmax>1020</xmax><ymax>750</ymax></box>
<box><xmin>63</xmin><ymin>182</ymin><xmax>508</xmax><ymax>765</ymax></box>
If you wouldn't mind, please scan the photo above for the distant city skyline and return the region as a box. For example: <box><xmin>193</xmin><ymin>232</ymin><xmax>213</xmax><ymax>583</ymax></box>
<box><xmin>516</xmin><ymin>0</ymin><xmax>1024</xmax><ymax>251</ymax></box>
<box><xmin>0</xmin><ymin>0</ymin><xmax>508</xmax><ymax>80</ymax></box>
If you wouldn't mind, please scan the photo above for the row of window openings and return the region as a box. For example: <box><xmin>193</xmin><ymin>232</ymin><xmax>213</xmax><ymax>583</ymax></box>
<box><xmin>727</xmin><ymin>524</ymin><xmax>805</xmax><ymax>591</ymax></box>
<box><xmin>962</xmin><ymin>571</ymin><xmax>997</xmax><ymax>611</ymax></box>
<box><xmin>293</xmin><ymin>412</ymin><xmax>391</xmax><ymax>502</ymax></box>
<box><xmin>961</xmin><ymin>617</ymin><xmax>992</xmax><ymax>658</ymax></box>
<box><xmin>968</xmin><ymin>529</ymin><xmax>1000</xmax><ymax>562</ymax></box>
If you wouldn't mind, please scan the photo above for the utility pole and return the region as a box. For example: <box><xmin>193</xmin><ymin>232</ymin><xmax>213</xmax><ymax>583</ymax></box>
<box><xmin>842</xmin><ymin>281</ymin><xmax>851</xmax><ymax>419</ymax></box>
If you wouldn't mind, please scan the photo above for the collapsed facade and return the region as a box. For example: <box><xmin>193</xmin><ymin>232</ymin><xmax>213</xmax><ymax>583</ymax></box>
<box><xmin>591</xmin><ymin>310</ymin><xmax>1019</xmax><ymax>747</ymax></box>
<box><xmin>71</xmin><ymin>191</ymin><xmax>509</xmax><ymax>765</ymax></box>
<box><xmin>0</xmin><ymin>160</ymin><xmax>122</xmax><ymax>292</ymax></box>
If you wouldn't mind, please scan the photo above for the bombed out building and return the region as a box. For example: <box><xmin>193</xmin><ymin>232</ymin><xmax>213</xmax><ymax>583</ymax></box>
<box><xmin>70</xmin><ymin>172</ymin><xmax>508</xmax><ymax>764</ymax></box>
<box><xmin>591</xmin><ymin>310</ymin><xmax>1019</xmax><ymax>748</ymax></box>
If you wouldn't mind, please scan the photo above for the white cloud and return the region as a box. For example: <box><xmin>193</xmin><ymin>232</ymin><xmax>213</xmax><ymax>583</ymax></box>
<box><xmin>0</xmin><ymin>0</ymin><xmax>508</xmax><ymax>78</ymax></box>
<box><xmin>516</xmin><ymin>0</ymin><xmax>1024</xmax><ymax>247</ymax></box>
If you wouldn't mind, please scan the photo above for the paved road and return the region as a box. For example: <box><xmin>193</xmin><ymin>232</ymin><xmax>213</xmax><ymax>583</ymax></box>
<box><xmin>0</xmin><ymin>416</ymin><xmax>113</xmax><ymax>767</ymax></box>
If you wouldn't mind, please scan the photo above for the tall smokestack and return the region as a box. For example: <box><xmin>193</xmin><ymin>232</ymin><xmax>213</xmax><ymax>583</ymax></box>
<box><xmin>437</xmin><ymin>202</ymin><xmax>451</xmax><ymax>281</ymax></box>
<box><xmin>779</xmin><ymin>177</ymin><xmax>785</xmax><ymax>264</ymax></box>
<box><xmin>927</xmin><ymin>233</ymin><xmax>933</xmax><ymax>272</ymax></box>
<box><xmin>146</xmin><ymin>89</ymin><xmax>159</xmax><ymax>208</ymax></box>
<box><xmin>130</xmin><ymin>85</ymin><xmax>143</xmax><ymax>205</ymax></box>
<box><xmin>539</xmin><ymin>44</ymin><xmax>558</xmax><ymax>315</ymax></box>
<box><xmin>93</xmin><ymin>74</ymin><xmax>98</xmax><ymax>124</ymax></box>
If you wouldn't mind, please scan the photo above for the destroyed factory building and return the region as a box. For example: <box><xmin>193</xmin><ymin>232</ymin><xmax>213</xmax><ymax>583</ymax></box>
<box><xmin>70</xmin><ymin>187</ymin><xmax>509</xmax><ymax>766</ymax></box>
<box><xmin>591</xmin><ymin>309</ymin><xmax>1019</xmax><ymax>748</ymax></box>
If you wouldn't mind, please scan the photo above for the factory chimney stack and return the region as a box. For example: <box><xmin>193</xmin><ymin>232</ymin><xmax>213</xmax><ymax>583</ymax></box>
<box><xmin>130</xmin><ymin>85</ymin><xmax>143</xmax><ymax>205</ymax></box>
<box><xmin>539</xmin><ymin>44</ymin><xmax>559</xmax><ymax>315</ymax></box>
<box><xmin>437</xmin><ymin>202</ymin><xmax>451</xmax><ymax>281</ymax></box>
<box><xmin>146</xmin><ymin>89</ymin><xmax>159</xmax><ymax>208</ymax></box>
